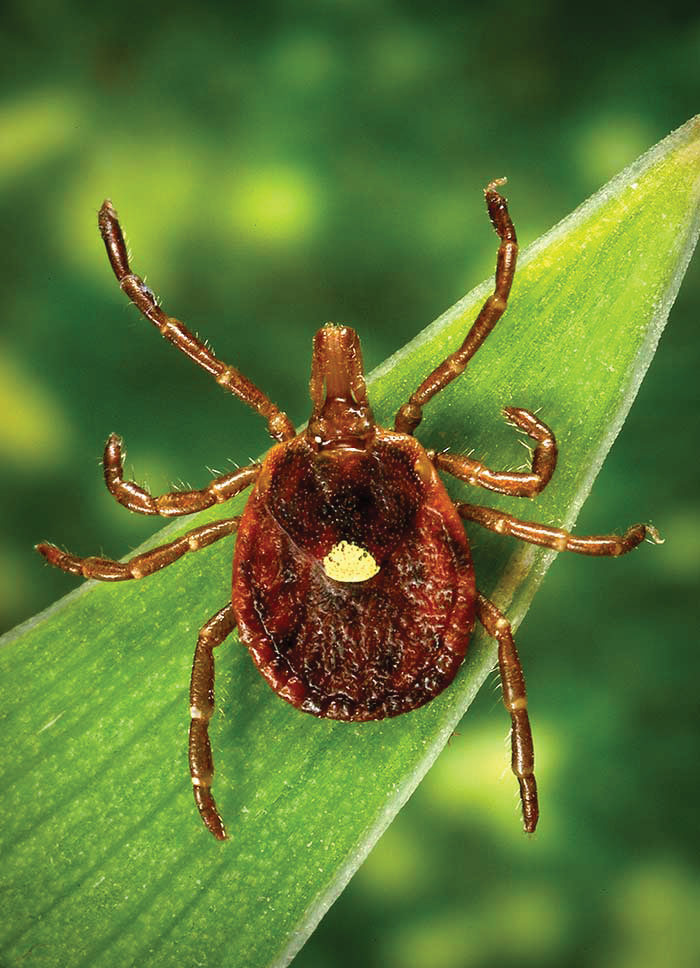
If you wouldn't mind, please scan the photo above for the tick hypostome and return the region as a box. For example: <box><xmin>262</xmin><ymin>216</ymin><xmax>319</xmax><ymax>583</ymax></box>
<box><xmin>37</xmin><ymin>181</ymin><xmax>661</xmax><ymax>840</ymax></box>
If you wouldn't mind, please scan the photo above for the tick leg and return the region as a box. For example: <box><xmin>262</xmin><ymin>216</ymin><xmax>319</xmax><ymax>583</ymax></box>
<box><xmin>457</xmin><ymin>504</ymin><xmax>663</xmax><ymax>555</ymax></box>
<box><xmin>98</xmin><ymin>201</ymin><xmax>295</xmax><ymax>443</ymax></box>
<box><xmin>433</xmin><ymin>408</ymin><xmax>557</xmax><ymax>497</ymax></box>
<box><xmin>36</xmin><ymin>517</ymin><xmax>239</xmax><ymax>581</ymax></box>
<box><xmin>476</xmin><ymin>592</ymin><xmax>538</xmax><ymax>833</ymax></box>
<box><xmin>103</xmin><ymin>434</ymin><xmax>260</xmax><ymax>516</ymax></box>
<box><xmin>189</xmin><ymin>602</ymin><xmax>236</xmax><ymax>840</ymax></box>
<box><xmin>395</xmin><ymin>180</ymin><xmax>518</xmax><ymax>435</ymax></box>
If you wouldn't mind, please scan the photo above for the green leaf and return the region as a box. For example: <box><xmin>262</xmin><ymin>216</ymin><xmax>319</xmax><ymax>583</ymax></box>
<box><xmin>2</xmin><ymin>117</ymin><xmax>699</xmax><ymax>968</ymax></box>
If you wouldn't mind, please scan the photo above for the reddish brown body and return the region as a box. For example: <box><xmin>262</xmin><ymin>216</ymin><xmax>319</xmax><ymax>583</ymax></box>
<box><xmin>234</xmin><ymin>431</ymin><xmax>475</xmax><ymax>721</ymax></box>
<box><xmin>37</xmin><ymin>181</ymin><xmax>660</xmax><ymax>840</ymax></box>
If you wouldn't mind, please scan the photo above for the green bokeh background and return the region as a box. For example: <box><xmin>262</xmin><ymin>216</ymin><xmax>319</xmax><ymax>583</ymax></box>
<box><xmin>1</xmin><ymin>3</ymin><xmax>698</xmax><ymax>967</ymax></box>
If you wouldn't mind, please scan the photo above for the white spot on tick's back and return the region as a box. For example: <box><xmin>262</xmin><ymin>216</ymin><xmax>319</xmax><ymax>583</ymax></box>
<box><xmin>322</xmin><ymin>541</ymin><xmax>380</xmax><ymax>583</ymax></box>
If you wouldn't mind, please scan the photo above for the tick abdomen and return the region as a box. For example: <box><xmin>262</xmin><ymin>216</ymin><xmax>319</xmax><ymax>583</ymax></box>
<box><xmin>233</xmin><ymin>432</ymin><xmax>476</xmax><ymax>720</ymax></box>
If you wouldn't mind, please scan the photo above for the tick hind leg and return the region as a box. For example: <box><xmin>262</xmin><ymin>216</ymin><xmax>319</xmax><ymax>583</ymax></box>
<box><xmin>434</xmin><ymin>407</ymin><xmax>557</xmax><ymax>498</ymax></box>
<box><xmin>395</xmin><ymin>180</ymin><xmax>518</xmax><ymax>435</ymax></box>
<box><xmin>458</xmin><ymin>504</ymin><xmax>663</xmax><ymax>555</ymax></box>
<box><xmin>189</xmin><ymin>602</ymin><xmax>236</xmax><ymax>840</ymax></box>
<box><xmin>98</xmin><ymin>201</ymin><xmax>294</xmax><ymax>443</ymax></box>
<box><xmin>476</xmin><ymin>593</ymin><xmax>538</xmax><ymax>833</ymax></box>
<box><xmin>36</xmin><ymin>518</ymin><xmax>239</xmax><ymax>580</ymax></box>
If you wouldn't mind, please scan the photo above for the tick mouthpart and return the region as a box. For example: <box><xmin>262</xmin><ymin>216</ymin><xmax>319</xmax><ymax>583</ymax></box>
<box><xmin>307</xmin><ymin>324</ymin><xmax>375</xmax><ymax>449</ymax></box>
<box><xmin>311</xmin><ymin>325</ymin><xmax>366</xmax><ymax>402</ymax></box>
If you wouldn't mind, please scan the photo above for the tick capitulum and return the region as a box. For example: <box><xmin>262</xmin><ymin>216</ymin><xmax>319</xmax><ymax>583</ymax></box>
<box><xmin>37</xmin><ymin>181</ymin><xmax>661</xmax><ymax>840</ymax></box>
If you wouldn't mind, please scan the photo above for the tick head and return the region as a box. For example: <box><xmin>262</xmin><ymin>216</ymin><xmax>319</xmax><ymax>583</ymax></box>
<box><xmin>307</xmin><ymin>324</ymin><xmax>375</xmax><ymax>451</ymax></box>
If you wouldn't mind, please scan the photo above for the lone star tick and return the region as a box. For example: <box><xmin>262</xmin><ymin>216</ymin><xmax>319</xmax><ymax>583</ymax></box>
<box><xmin>37</xmin><ymin>180</ymin><xmax>661</xmax><ymax>840</ymax></box>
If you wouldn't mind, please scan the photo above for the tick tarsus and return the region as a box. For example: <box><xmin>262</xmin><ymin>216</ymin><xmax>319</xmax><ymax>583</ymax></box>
<box><xmin>38</xmin><ymin>182</ymin><xmax>660</xmax><ymax>840</ymax></box>
<box><xmin>484</xmin><ymin>177</ymin><xmax>516</xmax><ymax>240</ymax></box>
<box><xmin>520</xmin><ymin>779</ymin><xmax>539</xmax><ymax>835</ymax></box>
<box><xmin>98</xmin><ymin>199</ymin><xmax>130</xmax><ymax>278</ymax></box>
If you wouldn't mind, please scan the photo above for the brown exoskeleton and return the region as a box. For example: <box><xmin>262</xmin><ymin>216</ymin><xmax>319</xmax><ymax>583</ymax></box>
<box><xmin>38</xmin><ymin>181</ymin><xmax>660</xmax><ymax>839</ymax></box>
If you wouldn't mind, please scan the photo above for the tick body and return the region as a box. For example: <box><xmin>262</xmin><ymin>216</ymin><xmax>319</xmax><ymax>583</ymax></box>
<box><xmin>38</xmin><ymin>182</ymin><xmax>660</xmax><ymax>840</ymax></box>
<box><xmin>234</xmin><ymin>423</ymin><xmax>475</xmax><ymax>722</ymax></box>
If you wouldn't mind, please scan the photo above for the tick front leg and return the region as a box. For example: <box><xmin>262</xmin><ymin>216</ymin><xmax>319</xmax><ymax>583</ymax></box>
<box><xmin>458</xmin><ymin>504</ymin><xmax>663</xmax><ymax>556</ymax></box>
<box><xmin>189</xmin><ymin>602</ymin><xmax>236</xmax><ymax>840</ymax></box>
<box><xmin>433</xmin><ymin>408</ymin><xmax>557</xmax><ymax>497</ymax></box>
<box><xmin>395</xmin><ymin>180</ymin><xmax>518</xmax><ymax>435</ymax></box>
<box><xmin>476</xmin><ymin>593</ymin><xmax>538</xmax><ymax>833</ymax></box>
<box><xmin>103</xmin><ymin>434</ymin><xmax>260</xmax><ymax>516</ymax></box>
<box><xmin>98</xmin><ymin>201</ymin><xmax>295</xmax><ymax>443</ymax></box>
<box><xmin>36</xmin><ymin>517</ymin><xmax>239</xmax><ymax>581</ymax></box>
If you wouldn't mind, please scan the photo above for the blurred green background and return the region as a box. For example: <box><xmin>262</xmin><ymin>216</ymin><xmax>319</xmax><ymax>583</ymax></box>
<box><xmin>1</xmin><ymin>2</ymin><xmax>699</xmax><ymax>966</ymax></box>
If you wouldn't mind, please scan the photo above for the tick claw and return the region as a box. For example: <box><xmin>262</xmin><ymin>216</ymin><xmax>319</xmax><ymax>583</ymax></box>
<box><xmin>485</xmin><ymin>176</ymin><xmax>507</xmax><ymax>194</ymax></box>
<box><xmin>645</xmin><ymin>524</ymin><xmax>665</xmax><ymax>545</ymax></box>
